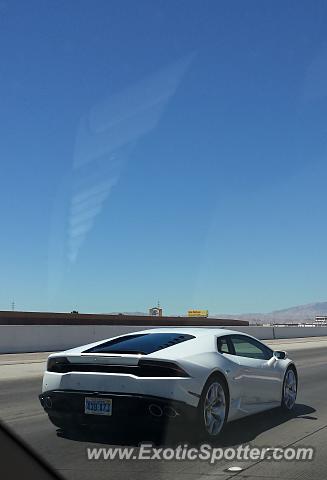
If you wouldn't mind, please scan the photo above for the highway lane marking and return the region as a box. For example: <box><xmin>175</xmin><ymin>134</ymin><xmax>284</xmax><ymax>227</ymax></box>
<box><xmin>3</xmin><ymin>412</ymin><xmax>47</xmax><ymax>423</ymax></box>
<box><xmin>222</xmin><ymin>422</ymin><xmax>327</xmax><ymax>479</ymax></box>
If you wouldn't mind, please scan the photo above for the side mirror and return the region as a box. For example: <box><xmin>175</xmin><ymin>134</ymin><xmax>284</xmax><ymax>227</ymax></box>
<box><xmin>273</xmin><ymin>350</ymin><xmax>287</xmax><ymax>360</ymax></box>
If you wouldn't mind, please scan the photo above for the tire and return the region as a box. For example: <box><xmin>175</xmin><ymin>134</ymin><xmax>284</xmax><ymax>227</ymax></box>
<box><xmin>197</xmin><ymin>374</ymin><xmax>229</xmax><ymax>440</ymax></box>
<box><xmin>281</xmin><ymin>366</ymin><xmax>297</xmax><ymax>411</ymax></box>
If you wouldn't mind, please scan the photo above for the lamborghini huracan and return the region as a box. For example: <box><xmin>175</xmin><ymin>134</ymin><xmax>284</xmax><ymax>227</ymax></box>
<box><xmin>39</xmin><ymin>328</ymin><xmax>298</xmax><ymax>438</ymax></box>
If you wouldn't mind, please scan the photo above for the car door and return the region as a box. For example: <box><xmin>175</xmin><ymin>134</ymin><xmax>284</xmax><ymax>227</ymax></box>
<box><xmin>228</xmin><ymin>334</ymin><xmax>281</xmax><ymax>413</ymax></box>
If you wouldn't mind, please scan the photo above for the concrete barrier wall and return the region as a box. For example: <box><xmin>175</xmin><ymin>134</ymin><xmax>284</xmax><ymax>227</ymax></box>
<box><xmin>219</xmin><ymin>326</ymin><xmax>275</xmax><ymax>340</ymax></box>
<box><xmin>272</xmin><ymin>326</ymin><xmax>327</xmax><ymax>339</ymax></box>
<box><xmin>0</xmin><ymin>325</ymin><xmax>154</xmax><ymax>354</ymax></box>
<box><xmin>0</xmin><ymin>324</ymin><xmax>326</xmax><ymax>353</ymax></box>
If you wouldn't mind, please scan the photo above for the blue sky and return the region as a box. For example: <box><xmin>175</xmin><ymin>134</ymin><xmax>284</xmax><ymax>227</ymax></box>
<box><xmin>1</xmin><ymin>0</ymin><xmax>327</xmax><ymax>315</ymax></box>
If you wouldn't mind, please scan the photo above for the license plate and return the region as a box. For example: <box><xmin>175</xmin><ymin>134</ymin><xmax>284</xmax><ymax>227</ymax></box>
<box><xmin>84</xmin><ymin>397</ymin><xmax>112</xmax><ymax>416</ymax></box>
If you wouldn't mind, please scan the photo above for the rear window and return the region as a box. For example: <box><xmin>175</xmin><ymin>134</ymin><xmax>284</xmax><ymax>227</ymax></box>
<box><xmin>83</xmin><ymin>333</ymin><xmax>195</xmax><ymax>355</ymax></box>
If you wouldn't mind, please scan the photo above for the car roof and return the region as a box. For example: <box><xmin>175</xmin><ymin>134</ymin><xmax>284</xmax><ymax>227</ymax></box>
<box><xmin>52</xmin><ymin>326</ymin><xmax>259</xmax><ymax>358</ymax></box>
<box><xmin>134</xmin><ymin>327</ymin><xmax>243</xmax><ymax>337</ymax></box>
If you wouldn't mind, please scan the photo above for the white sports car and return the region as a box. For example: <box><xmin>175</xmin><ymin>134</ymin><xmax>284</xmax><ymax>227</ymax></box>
<box><xmin>39</xmin><ymin>328</ymin><xmax>298</xmax><ymax>438</ymax></box>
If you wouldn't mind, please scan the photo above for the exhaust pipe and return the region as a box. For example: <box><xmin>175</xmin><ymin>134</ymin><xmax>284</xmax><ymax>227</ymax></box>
<box><xmin>148</xmin><ymin>404</ymin><xmax>163</xmax><ymax>417</ymax></box>
<box><xmin>163</xmin><ymin>406</ymin><xmax>178</xmax><ymax>418</ymax></box>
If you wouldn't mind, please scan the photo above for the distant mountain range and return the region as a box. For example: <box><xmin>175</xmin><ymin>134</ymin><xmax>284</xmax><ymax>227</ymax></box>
<box><xmin>210</xmin><ymin>302</ymin><xmax>327</xmax><ymax>324</ymax></box>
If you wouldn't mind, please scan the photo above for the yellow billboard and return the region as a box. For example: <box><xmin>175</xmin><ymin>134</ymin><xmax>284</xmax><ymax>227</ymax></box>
<box><xmin>187</xmin><ymin>309</ymin><xmax>209</xmax><ymax>318</ymax></box>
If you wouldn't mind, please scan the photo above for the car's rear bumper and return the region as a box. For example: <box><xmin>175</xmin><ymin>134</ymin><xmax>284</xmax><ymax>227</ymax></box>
<box><xmin>39</xmin><ymin>390</ymin><xmax>197</xmax><ymax>426</ymax></box>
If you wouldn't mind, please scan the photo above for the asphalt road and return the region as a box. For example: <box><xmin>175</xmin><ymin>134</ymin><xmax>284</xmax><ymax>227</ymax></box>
<box><xmin>1</xmin><ymin>339</ymin><xmax>327</xmax><ymax>480</ymax></box>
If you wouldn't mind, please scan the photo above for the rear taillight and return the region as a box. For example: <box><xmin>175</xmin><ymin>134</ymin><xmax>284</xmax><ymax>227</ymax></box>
<box><xmin>138</xmin><ymin>360</ymin><xmax>190</xmax><ymax>377</ymax></box>
<box><xmin>47</xmin><ymin>356</ymin><xmax>70</xmax><ymax>373</ymax></box>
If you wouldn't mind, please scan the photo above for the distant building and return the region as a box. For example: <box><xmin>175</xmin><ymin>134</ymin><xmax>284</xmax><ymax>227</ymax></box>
<box><xmin>315</xmin><ymin>316</ymin><xmax>327</xmax><ymax>326</ymax></box>
<box><xmin>149</xmin><ymin>301</ymin><xmax>163</xmax><ymax>317</ymax></box>
<box><xmin>149</xmin><ymin>307</ymin><xmax>163</xmax><ymax>317</ymax></box>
